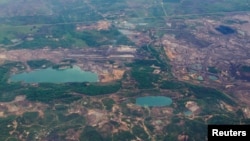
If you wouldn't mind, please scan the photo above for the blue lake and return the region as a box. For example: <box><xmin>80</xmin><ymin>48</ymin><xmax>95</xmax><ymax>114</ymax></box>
<box><xmin>136</xmin><ymin>96</ymin><xmax>173</xmax><ymax>107</ymax></box>
<box><xmin>10</xmin><ymin>65</ymin><xmax>99</xmax><ymax>83</ymax></box>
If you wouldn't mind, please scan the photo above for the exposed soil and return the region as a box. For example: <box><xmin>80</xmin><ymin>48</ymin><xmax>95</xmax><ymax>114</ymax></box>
<box><xmin>0</xmin><ymin>95</ymin><xmax>48</xmax><ymax>117</ymax></box>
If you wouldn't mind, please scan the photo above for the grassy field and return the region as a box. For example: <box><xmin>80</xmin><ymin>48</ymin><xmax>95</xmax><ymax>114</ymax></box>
<box><xmin>0</xmin><ymin>0</ymin><xmax>249</xmax><ymax>140</ymax></box>
<box><xmin>0</xmin><ymin>24</ymin><xmax>39</xmax><ymax>45</ymax></box>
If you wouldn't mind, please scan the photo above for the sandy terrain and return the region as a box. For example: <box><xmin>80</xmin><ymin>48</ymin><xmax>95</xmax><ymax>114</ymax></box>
<box><xmin>0</xmin><ymin>95</ymin><xmax>47</xmax><ymax>118</ymax></box>
<box><xmin>100</xmin><ymin>69</ymin><xmax>125</xmax><ymax>82</ymax></box>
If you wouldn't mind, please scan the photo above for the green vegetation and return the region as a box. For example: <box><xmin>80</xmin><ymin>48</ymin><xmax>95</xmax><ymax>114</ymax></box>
<box><xmin>52</xmin><ymin>64</ymin><xmax>72</xmax><ymax>69</ymax></box>
<box><xmin>129</xmin><ymin>60</ymin><xmax>161</xmax><ymax>68</ymax></box>
<box><xmin>74</xmin><ymin>29</ymin><xmax>134</xmax><ymax>47</ymax></box>
<box><xmin>0</xmin><ymin>0</ymin><xmax>133</xmax><ymax>49</ymax></box>
<box><xmin>2</xmin><ymin>0</ymin><xmax>247</xmax><ymax>49</ymax></box>
<box><xmin>0</xmin><ymin>62</ymin><xmax>25</xmax><ymax>101</ymax></box>
<box><xmin>60</xmin><ymin>58</ymin><xmax>77</xmax><ymax>64</ymax></box>
<box><xmin>132</xmin><ymin>125</ymin><xmax>149</xmax><ymax>141</ymax></box>
<box><xmin>207</xmin><ymin>115</ymin><xmax>239</xmax><ymax>124</ymax></box>
<box><xmin>113</xmin><ymin>131</ymin><xmax>135</xmax><ymax>141</ymax></box>
<box><xmin>163</xmin><ymin>0</ymin><xmax>250</xmax><ymax>16</ymax></box>
<box><xmin>240</xmin><ymin>65</ymin><xmax>250</xmax><ymax>72</ymax></box>
<box><xmin>188</xmin><ymin>84</ymin><xmax>235</xmax><ymax>105</ymax></box>
<box><xmin>58</xmin><ymin>113</ymin><xmax>85</xmax><ymax>125</ymax></box>
<box><xmin>160</xmin><ymin>80</ymin><xmax>184</xmax><ymax>90</ymax></box>
<box><xmin>163</xmin><ymin>118</ymin><xmax>207</xmax><ymax>141</ymax></box>
<box><xmin>208</xmin><ymin>66</ymin><xmax>220</xmax><ymax>74</ymax></box>
<box><xmin>145</xmin><ymin>45</ymin><xmax>171</xmax><ymax>71</ymax></box>
<box><xmin>3</xmin><ymin>1</ymin><xmax>102</xmax><ymax>25</ymax></box>
<box><xmin>128</xmin><ymin>59</ymin><xmax>164</xmax><ymax>89</ymax></box>
<box><xmin>0</xmin><ymin>116</ymin><xmax>16</xmax><ymax>141</ymax></box>
<box><xmin>184</xmin><ymin>119</ymin><xmax>207</xmax><ymax>140</ymax></box>
<box><xmin>0</xmin><ymin>0</ymin><xmax>248</xmax><ymax>140</ymax></box>
<box><xmin>0</xmin><ymin>24</ymin><xmax>39</xmax><ymax>45</ymax></box>
<box><xmin>23</xmin><ymin>82</ymin><xmax>121</xmax><ymax>103</ymax></box>
<box><xmin>102</xmin><ymin>98</ymin><xmax>115</xmax><ymax>111</ymax></box>
<box><xmin>0</xmin><ymin>62</ymin><xmax>121</xmax><ymax>103</ymax></box>
<box><xmin>14</xmin><ymin>36</ymin><xmax>75</xmax><ymax>49</ymax></box>
<box><xmin>72</xmin><ymin>82</ymin><xmax>121</xmax><ymax>95</ymax></box>
<box><xmin>160</xmin><ymin>80</ymin><xmax>236</xmax><ymax>106</ymax></box>
<box><xmin>163</xmin><ymin>0</ymin><xmax>180</xmax><ymax>3</ymax></box>
<box><xmin>131</xmin><ymin>66</ymin><xmax>160</xmax><ymax>89</ymax></box>
<box><xmin>80</xmin><ymin>126</ymin><xmax>105</xmax><ymax>141</ymax></box>
<box><xmin>10</xmin><ymin>25</ymin><xmax>133</xmax><ymax>49</ymax></box>
<box><xmin>17</xmin><ymin>112</ymin><xmax>39</xmax><ymax>125</ymax></box>
<box><xmin>27</xmin><ymin>59</ymin><xmax>53</xmax><ymax>69</ymax></box>
<box><xmin>90</xmin><ymin>0</ymin><xmax>128</xmax><ymax>15</ymax></box>
<box><xmin>24</xmin><ymin>87</ymin><xmax>74</xmax><ymax>103</ymax></box>
<box><xmin>0</xmin><ymin>108</ymin><xmax>87</xmax><ymax>141</ymax></box>
<box><xmin>172</xmin><ymin>30</ymin><xmax>211</xmax><ymax>48</ymax></box>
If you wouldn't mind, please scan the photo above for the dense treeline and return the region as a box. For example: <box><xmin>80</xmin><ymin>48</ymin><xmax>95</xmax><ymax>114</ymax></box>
<box><xmin>27</xmin><ymin>59</ymin><xmax>53</xmax><ymax>69</ymax></box>
<box><xmin>70</xmin><ymin>82</ymin><xmax>121</xmax><ymax>95</ymax></box>
<box><xmin>131</xmin><ymin>67</ymin><xmax>160</xmax><ymax>89</ymax></box>
<box><xmin>160</xmin><ymin>80</ymin><xmax>236</xmax><ymax>106</ymax></box>
<box><xmin>23</xmin><ymin>82</ymin><xmax>121</xmax><ymax>103</ymax></box>
<box><xmin>128</xmin><ymin>59</ymin><xmax>161</xmax><ymax>89</ymax></box>
<box><xmin>132</xmin><ymin>126</ymin><xmax>149</xmax><ymax>141</ymax></box>
<box><xmin>24</xmin><ymin>87</ymin><xmax>73</xmax><ymax>103</ymax></box>
<box><xmin>0</xmin><ymin>62</ymin><xmax>121</xmax><ymax>103</ymax></box>
<box><xmin>80</xmin><ymin>126</ymin><xmax>108</xmax><ymax>141</ymax></box>
<box><xmin>0</xmin><ymin>116</ymin><xmax>16</xmax><ymax>141</ymax></box>
<box><xmin>102</xmin><ymin>98</ymin><xmax>115</xmax><ymax>111</ymax></box>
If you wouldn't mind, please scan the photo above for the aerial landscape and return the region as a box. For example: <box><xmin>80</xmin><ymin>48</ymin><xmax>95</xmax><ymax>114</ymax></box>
<box><xmin>0</xmin><ymin>0</ymin><xmax>250</xmax><ymax>140</ymax></box>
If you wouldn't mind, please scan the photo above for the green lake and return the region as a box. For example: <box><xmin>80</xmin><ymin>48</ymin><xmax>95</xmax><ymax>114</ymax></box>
<box><xmin>136</xmin><ymin>96</ymin><xmax>173</xmax><ymax>107</ymax></box>
<box><xmin>10</xmin><ymin>66</ymin><xmax>99</xmax><ymax>83</ymax></box>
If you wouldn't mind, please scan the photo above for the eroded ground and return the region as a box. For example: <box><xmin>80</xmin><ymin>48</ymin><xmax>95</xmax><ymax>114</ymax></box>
<box><xmin>0</xmin><ymin>45</ymin><xmax>141</xmax><ymax>82</ymax></box>
<box><xmin>0</xmin><ymin>95</ymin><xmax>47</xmax><ymax>118</ymax></box>
<box><xmin>0</xmin><ymin>0</ymin><xmax>250</xmax><ymax>140</ymax></box>
<box><xmin>160</xmin><ymin>13</ymin><xmax>250</xmax><ymax>107</ymax></box>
